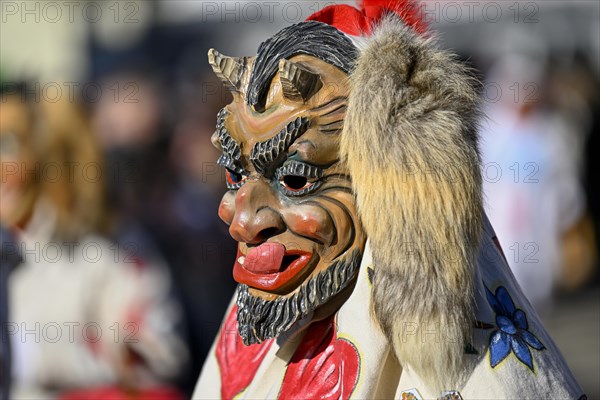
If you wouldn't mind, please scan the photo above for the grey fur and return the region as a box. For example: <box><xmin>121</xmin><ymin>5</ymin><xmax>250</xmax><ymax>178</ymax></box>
<box><xmin>341</xmin><ymin>16</ymin><xmax>484</xmax><ymax>392</ymax></box>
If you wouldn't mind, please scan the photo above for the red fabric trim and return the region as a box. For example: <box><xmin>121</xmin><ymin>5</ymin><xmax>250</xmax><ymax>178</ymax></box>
<box><xmin>278</xmin><ymin>316</ymin><xmax>360</xmax><ymax>399</ymax></box>
<box><xmin>216</xmin><ymin>306</ymin><xmax>274</xmax><ymax>400</ymax></box>
<box><xmin>492</xmin><ymin>236</ymin><xmax>509</xmax><ymax>265</ymax></box>
<box><xmin>60</xmin><ymin>386</ymin><xmax>183</xmax><ymax>400</ymax></box>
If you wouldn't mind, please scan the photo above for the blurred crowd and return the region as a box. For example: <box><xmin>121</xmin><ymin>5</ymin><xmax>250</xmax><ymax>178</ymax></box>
<box><xmin>0</xmin><ymin>11</ymin><xmax>242</xmax><ymax>398</ymax></box>
<box><xmin>480</xmin><ymin>51</ymin><xmax>599</xmax><ymax>312</ymax></box>
<box><xmin>1</xmin><ymin>1</ymin><xmax>598</xmax><ymax>398</ymax></box>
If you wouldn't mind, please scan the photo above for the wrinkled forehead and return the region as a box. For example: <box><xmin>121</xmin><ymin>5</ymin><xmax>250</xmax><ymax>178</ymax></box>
<box><xmin>217</xmin><ymin>55</ymin><xmax>350</xmax><ymax>167</ymax></box>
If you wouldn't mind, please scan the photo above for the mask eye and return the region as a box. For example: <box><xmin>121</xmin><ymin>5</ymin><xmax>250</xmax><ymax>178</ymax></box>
<box><xmin>276</xmin><ymin>161</ymin><xmax>323</xmax><ymax>197</ymax></box>
<box><xmin>281</xmin><ymin>175</ymin><xmax>309</xmax><ymax>191</ymax></box>
<box><xmin>279</xmin><ymin>175</ymin><xmax>320</xmax><ymax>196</ymax></box>
<box><xmin>225</xmin><ymin>168</ymin><xmax>247</xmax><ymax>189</ymax></box>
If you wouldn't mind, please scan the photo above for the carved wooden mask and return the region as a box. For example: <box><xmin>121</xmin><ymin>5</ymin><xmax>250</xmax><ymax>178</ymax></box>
<box><xmin>209</xmin><ymin>22</ymin><xmax>367</xmax><ymax>345</ymax></box>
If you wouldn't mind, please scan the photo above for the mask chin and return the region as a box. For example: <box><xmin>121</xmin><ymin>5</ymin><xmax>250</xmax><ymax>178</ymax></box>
<box><xmin>235</xmin><ymin>249</ymin><xmax>362</xmax><ymax>345</ymax></box>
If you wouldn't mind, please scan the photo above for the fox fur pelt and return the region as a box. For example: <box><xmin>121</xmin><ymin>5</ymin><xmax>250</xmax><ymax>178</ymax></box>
<box><xmin>341</xmin><ymin>16</ymin><xmax>484</xmax><ymax>392</ymax></box>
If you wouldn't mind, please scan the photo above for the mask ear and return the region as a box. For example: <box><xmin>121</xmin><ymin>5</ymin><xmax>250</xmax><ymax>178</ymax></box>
<box><xmin>208</xmin><ymin>48</ymin><xmax>248</xmax><ymax>94</ymax></box>
<box><xmin>278</xmin><ymin>59</ymin><xmax>323</xmax><ymax>103</ymax></box>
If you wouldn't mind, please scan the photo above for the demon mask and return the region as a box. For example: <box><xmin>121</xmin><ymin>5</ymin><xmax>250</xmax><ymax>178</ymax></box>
<box><xmin>209</xmin><ymin>21</ymin><xmax>367</xmax><ymax>345</ymax></box>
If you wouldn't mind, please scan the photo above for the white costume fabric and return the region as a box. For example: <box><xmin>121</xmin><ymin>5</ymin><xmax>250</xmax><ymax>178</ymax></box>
<box><xmin>193</xmin><ymin>217</ymin><xmax>584</xmax><ymax>399</ymax></box>
<box><xmin>8</xmin><ymin>200</ymin><xmax>188</xmax><ymax>398</ymax></box>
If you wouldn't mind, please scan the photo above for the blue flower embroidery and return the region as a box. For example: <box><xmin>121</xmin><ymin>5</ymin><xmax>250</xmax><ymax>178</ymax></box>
<box><xmin>485</xmin><ymin>285</ymin><xmax>545</xmax><ymax>371</ymax></box>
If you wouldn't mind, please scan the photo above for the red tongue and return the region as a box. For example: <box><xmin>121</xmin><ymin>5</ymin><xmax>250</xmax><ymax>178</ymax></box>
<box><xmin>244</xmin><ymin>243</ymin><xmax>286</xmax><ymax>274</ymax></box>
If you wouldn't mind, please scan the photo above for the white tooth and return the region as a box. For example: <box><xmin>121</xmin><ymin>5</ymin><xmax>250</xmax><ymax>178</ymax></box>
<box><xmin>238</xmin><ymin>256</ymin><xmax>245</xmax><ymax>265</ymax></box>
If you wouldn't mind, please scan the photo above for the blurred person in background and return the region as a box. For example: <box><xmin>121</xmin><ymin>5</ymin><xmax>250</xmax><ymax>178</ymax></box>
<box><xmin>0</xmin><ymin>82</ymin><xmax>188</xmax><ymax>399</ymax></box>
<box><xmin>165</xmin><ymin>53</ymin><xmax>237</xmax><ymax>390</ymax></box>
<box><xmin>480</xmin><ymin>53</ymin><xmax>595</xmax><ymax>313</ymax></box>
<box><xmin>92</xmin><ymin>65</ymin><xmax>173</xmax><ymax>262</ymax></box>
<box><xmin>545</xmin><ymin>54</ymin><xmax>599</xmax><ymax>292</ymax></box>
<box><xmin>90</xmin><ymin>47</ymin><xmax>237</xmax><ymax>394</ymax></box>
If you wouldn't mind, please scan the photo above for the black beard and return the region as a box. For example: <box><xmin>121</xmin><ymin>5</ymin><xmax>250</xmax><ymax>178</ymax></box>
<box><xmin>236</xmin><ymin>250</ymin><xmax>362</xmax><ymax>345</ymax></box>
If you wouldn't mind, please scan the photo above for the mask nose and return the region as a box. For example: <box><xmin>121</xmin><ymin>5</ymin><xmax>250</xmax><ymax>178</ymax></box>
<box><xmin>228</xmin><ymin>181</ymin><xmax>285</xmax><ymax>245</ymax></box>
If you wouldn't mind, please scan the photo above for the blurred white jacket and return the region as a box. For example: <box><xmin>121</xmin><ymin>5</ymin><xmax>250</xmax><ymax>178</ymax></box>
<box><xmin>8</xmin><ymin>199</ymin><xmax>188</xmax><ymax>398</ymax></box>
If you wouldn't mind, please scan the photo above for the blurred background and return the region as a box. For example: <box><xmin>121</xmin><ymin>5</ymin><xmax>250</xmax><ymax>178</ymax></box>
<box><xmin>1</xmin><ymin>0</ymin><xmax>598</xmax><ymax>398</ymax></box>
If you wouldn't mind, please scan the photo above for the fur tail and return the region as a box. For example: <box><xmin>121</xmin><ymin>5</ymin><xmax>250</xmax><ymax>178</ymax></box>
<box><xmin>341</xmin><ymin>16</ymin><xmax>483</xmax><ymax>392</ymax></box>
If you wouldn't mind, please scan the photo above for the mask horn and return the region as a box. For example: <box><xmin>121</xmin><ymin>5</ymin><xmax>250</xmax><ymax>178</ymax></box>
<box><xmin>208</xmin><ymin>48</ymin><xmax>246</xmax><ymax>93</ymax></box>
<box><xmin>278</xmin><ymin>59</ymin><xmax>323</xmax><ymax>103</ymax></box>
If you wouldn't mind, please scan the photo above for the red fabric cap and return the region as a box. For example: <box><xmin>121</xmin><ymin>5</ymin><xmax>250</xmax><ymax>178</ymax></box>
<box><xmin>306</xmin><ymin>0</ymin><xmax>427</xmax><ymax>36</ymax></box>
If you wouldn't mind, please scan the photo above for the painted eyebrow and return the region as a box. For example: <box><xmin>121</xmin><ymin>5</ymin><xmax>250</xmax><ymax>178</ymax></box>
<box><xmin>216</xmin><ymin>108</ymin><xmax>241</xmax><ymax>159</ymax></box>
<box><xmin>275</xmin><ymin>160</ymin><xmax>323</xmax><ymax>180</ymax></box>
<box><xmin>250</xmin><ymin>116</ymin><xmax>310</xmax><ymax>176</ymax></box>
<box><xmin>215</xmin><ymin>108</ymin><xmax>244</xmax><ymax>172</ymax></box>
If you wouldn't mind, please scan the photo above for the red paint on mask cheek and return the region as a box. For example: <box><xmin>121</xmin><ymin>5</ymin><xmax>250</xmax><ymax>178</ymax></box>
<box><xmin>285</xmin><ymin>207</ymin><xmax>332</xmax><ymax>245</ymax></box>
<box><xmin>218</xmin><ymin>194</ymin><xmax>236</xmax><ymax>225</ymax></box>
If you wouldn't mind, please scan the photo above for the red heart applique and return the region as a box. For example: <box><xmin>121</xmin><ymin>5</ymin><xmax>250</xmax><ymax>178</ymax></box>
<box><xmin>216</xmin><ymin>305</ymin><xmax>274</xmax><ymax>400</ymax></box>
<box><xmin>278</xmin><ymin>316</ymin><xmax>360</xmax><ymax>400</ymax></box>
